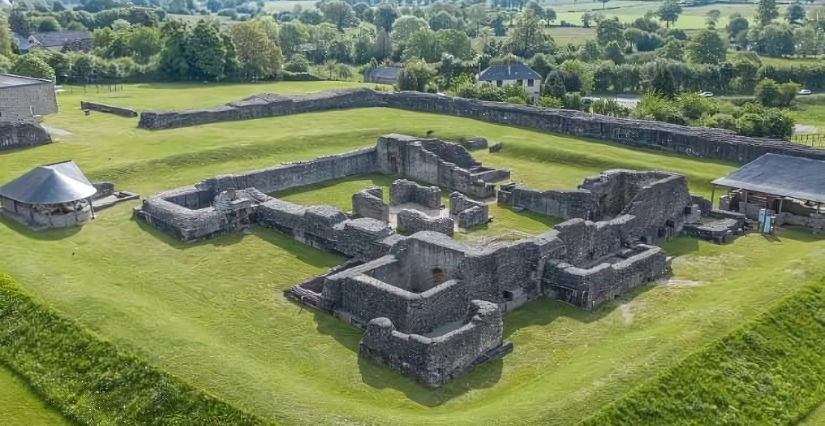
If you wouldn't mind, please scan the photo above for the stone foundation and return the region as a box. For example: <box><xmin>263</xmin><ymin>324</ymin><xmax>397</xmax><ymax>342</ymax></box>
<box><xmin>80</xmin><ymin>101</ymin><xmax>138</xmax><ymax>118</ymax></box>
<box><xmin>397</xmin><ymin>209</ymin><xmax>454</xmax><ymax>236</ymax></box>
<box><xmin>389</xmin><ymin>179</ymin><xmax>440</xmax><ymax>209</ymax></box>
<box><xmin>352</xmin><ymin>187</ymin><xmax>389</xmax><ymax>222</ymax></box>
<box><xmin>449</xmin><ymin>192</ymin><xmax>488</xmax><ymax>228</ymax></box>
<box><xmin>0</xmin><ymin>120</ymin><xmax>52</xmax><ymax>151</ymax></box>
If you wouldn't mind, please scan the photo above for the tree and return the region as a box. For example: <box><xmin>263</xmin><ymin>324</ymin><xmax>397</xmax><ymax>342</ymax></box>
<box><xmin>185</xmin><ymin>20</ymin><xmax>227</xmax><ymax>80</ymax></box>
<box><xmin>687</xmin><ymin>29</ymin><xmax>726</xmax><ymax>64</ymax></box>
<box><xmin>506</xmin><ymin>10</ymin><xmax>553</xmax><ymax>57</ymax></box>
<box><xmin>599</xmin><ymin>0</ymin><xmax>610</xmax><ymax>10</ymax></box>
<box><xmin>656</xmin><ymin>0</ymin><xmax>682</xmax><ymax>29</ymax></box>
<box><xmin>374</xmin><ymin>28</ymin><xmax>392</xmax><ymax>60</ymax></box>
<box><xmin>279</xmin><ymin>20</ymin><xmax>309</xmax><ymax>54</ymax></box>
<box><xmin>52</xmin><ymin>1</ymin><xmax>66</xmax><ymax>11</ymax></box>
<box><xmin>391</xmin><ymin>16</ymin><xmax>429</xmax><ymax>44</ymax></box>
<box><xmin>728</xmin><ymin>16</ymin><xmax>749</xmax><ymax>40</ymax></box>
<box><xmin>786</xmin><ymin>4</ymin><xmax>806</xmax><ymax>23</ymax></box>
<box><xmin>405</xmin><ymin>30</ymin><xmax>440</xmax><ymax>62</ymax></box>
<box><xmin>322</xmin><ymin>1</ymin><xmax>357</xmax><ymax>31</ymax></box>
<box><xmin>467</xmin><ymin>4</ymin><xmax>488</xmax><ymax>36</ymax></box>
<box><xmin>11</xmin><ymin>54</ymin><xmax>55</xmax><ymax>80</ymax></box>
<box><xmin>650</xmin><ymin>63</ymin><xmax>677</xmax><ymax>98</ymax></box>
<box><xmin>559</xmin><ymin>59</ymin><xmax>594</xmax><ymax>94</ymax></box>
<box><xmin>604</xmin><ymin>40</ymin><xmax>624</xmax><ymax>63</ymax></box>
<box><xmin>656</xmin><ymin>39</ymin><xmax>684</xmax><ymax>61</ymax></box>
<box><xmin>623</xmin><ymin>27</ymin><xmax>643</xmax><ymax>49</ymax></box>
<box><xmin>544</xmin><ymin>71</ymin><xmax>566</xmax><ymax>97</ymax></box>
<box><xmin>323</xmin><ymin>60</ymin><xmax>337</xmax><ymax>78</ymax></box>
<box><xmin>705</xmin><ymin>9</ymin><xmax>720</xmax><ymax>28</ymax></box>
<box><xmin>429</xmin><ymin>11</ymin><xmax>457</xmax><ymax>31</ymax></box>
<box><xmin>373</xmin><ymin>4</ymin><xmax>398</xmax><ymax>32</ymax></box>
<box><xmin>596</xmin><ymin>17</ymin><xmax>623</xmax><ymax>46</ymax></box>
<box><xmin>581</xmin><ymin>12</ymin><xmax>592</xmax><ymax>28</ymax></box>
<box><xmin>284</xmin><ymin>53</ymin><xmax>309</xmax><ymax>72</ymax></box>
<box><xmin>794</xmin><ymin>26</ymin><xmax>820</xmax><ymax>56</ymax></box>
<box><xmin>437</xmin><ymin>29</ymin><xmax>473</xmax><ymax>60</ymax></box>
<box><xmin>490</xmin><ymin>13</ymin><xmax>507</xmax><ymax>36</ymax></box>
<box><xmin>206</xmin><ymin>0</ymin><xmax>221</xmax><ymax>12</ymax></box>
<box><xmin>757</xmin><ymin>23</ymin><xmax>795</xmax><ymax>56</ymax></box>
<box><xmin>128</xmin><ymin>26</ymin><xmax>163</xmax><ymax>63</ymax></box>
<box><xmin>353</xmin><ymin>3</ymin><xmax>371</xmax><ymax>21</ymax></box>
<box><xmin>0</xmin><ymin>13</ymin><xmax>12</xmax><ymax>57</ymax></box>
<box><xmin>757</xmin><ymin>0</ymin><xmax>779</xmax><ymax>26</ymax></box>
<box><xmin>397</xmin><ymin>59</ymin><xmax>434</xmax><ymax>91</ymax></box>
<box><xmin>38</xmin><ymin>17</ymin><xmax>62</xmax><ymax>32</ymax></box>
<box><xmin>335</xmin><ymin>63</ymin><xmax>352</xmax><ymax>80</ymax></box>
<box><xmin>231</xmin><ymin>20</ymin><xmax>283</xmax><ymax>77</ymax></box>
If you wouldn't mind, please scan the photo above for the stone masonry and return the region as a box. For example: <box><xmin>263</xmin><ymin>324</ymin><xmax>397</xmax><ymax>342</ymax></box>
<box><xmin>0</xmin><ymin>120</ymin><xmax>52</xmax><ymax>151</ymax></box>
<box><xmin>138</xmin><ymin>88</ymin><xmax>825</xmax><ymax>164</ymax></box>
<box><xmin>397</xmin><ymin>208</ymin><xmax>454</xmax><ymax>236</ymax></box>
<box><xmin>352</xmin><ymin>187</ymin><xmax>389</xmax><ymax>222</ymax></box>
<box><xmin>449</xmin><ymin>192</ymin><xmax>489</xmax><ymax>228</ymax></box>
<box><xmin>389</xmin><ymin>179</ymin><xmax>441</xmax><ymax>209</ymax></box>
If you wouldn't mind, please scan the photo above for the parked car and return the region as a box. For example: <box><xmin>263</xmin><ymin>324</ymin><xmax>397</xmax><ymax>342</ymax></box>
<box><xmin>699</xmin><ymin>91</ymin><xmax>714</xmax><ymax>97</ymax></box>
<box><xmin>799</xmin><ymin>89</ymin><xmax>812</xmax><ymax>95</ymax></box>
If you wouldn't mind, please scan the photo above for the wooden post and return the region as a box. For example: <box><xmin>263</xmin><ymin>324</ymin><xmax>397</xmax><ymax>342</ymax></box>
<box><xmin>710</xmin><ymin>185</ymin><xmax>716</xmax><ymax>209</ymax></box>
<box><xmin>89</xmin><ymin>197</ymin><xmax>96</xmax><ymax>219</ymax></box>
<box><xmin>742</xmin><ymin>190</ymin><xmax>748</xmax><ymax>213</ymax></box>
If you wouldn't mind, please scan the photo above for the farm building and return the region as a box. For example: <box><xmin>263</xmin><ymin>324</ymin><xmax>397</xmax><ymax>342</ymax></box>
<box><xmin>363</xmin><ymin>66</ymin><xmax>402</xmax><ymax>85</ymax></box>
<box><xmin>0</xmin><ymin>73</ymin><xmax>58</xmax><ymax>120</ymax></box>
<box><xmin>28</xmin><ymin>31</ymin><xmax>92</xmax><ymax>52</ymax></box>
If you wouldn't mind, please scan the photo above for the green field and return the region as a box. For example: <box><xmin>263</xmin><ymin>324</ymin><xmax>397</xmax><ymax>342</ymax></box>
<box><xmin>265</xmin><ymin>0</ymin><xmax>318</xmax><ymax>12</ymax></box>
<box><xmin>2</xmin><ymin>82</ymin><xmax>825</xmax><ymax>425</ymax></box>
<box><xmin>0</xmin><ymin>367</ymin><xmax>69</xmax><ymax>426</ymax></box>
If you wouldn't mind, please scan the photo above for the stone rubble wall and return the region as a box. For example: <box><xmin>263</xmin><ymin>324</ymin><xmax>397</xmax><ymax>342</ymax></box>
<box><xmin>0</xmin><ymin>81</ymin><xmax>58</xmax><ymax>119</ymax></box>
<box><xmin>80</xmin><ymin>101</ymin><xmax>138</xmax><ymax>118</ymax></box>
<box><xmin>389</xmin><ymin>179</ymin><xmax>441</xmax><ymax>208</ymax></box>
<box><xmin>497</xmin><ymin>184</ymin><xmax>600</xmax><ymax>220</ymax></box>
<box><xmin>138</xmin><ymin>88</ymin><xmax>825</xmax><ymax>164</ymax></box>
<box><xmin>351</xmin><ymin>187</ymin><xmax>389</xmax><ymax>222</ymax></box>
<box><xmin>359</xmin><ymin>300</ymin><xmax>508</xmax><ymax>388</ymax></box>
<box><xmin>92</xmin><ymin>182</ymin><xmax>114</xmax><ymax>199</ymax></box>
<box><xmin>0</xmin><ymin>120</ymin><xmax>52</xmax><ymax>151</ymax></box>
<box><xmin>449</xmin><ymin>192</ymin><xmax>489</xmax><ymax>228</ymax></box>
<box><xmin>377</xmin><ymin>135</ymin><xmax>505</xmax><ymax>199</ymax></box>
<box><xmin>543</xmin><ymin>245</ymin><xmax>668</xmax><ymax>310</ymax></box>
<box><xmin>397</xmin><ymin>209</ymin><xmax>454</xmax><ymax>236</ymax></box>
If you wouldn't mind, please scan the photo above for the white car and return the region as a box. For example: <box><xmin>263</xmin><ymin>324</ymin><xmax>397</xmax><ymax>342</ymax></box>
<box><xmin>699</xmin><ymin>92</ymin><xmax>714</xmax><ymax>97</ymax></box>
<box><xmin>799</xmin><ymin>89</ymin><xmax>812</xmax><ymax>95</ymax></box>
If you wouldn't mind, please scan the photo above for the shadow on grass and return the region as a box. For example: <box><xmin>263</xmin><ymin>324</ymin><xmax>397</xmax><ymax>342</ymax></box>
<box><xmin>657</xmin><ymin>236</ymin><xmax>700</xmax><ymax>257</ymax></box>
<box><xmin>0</xmin><ymin>214</ymin><xmax>82</xmax><ymax>240</ymax></box>
<box><xmin>270</xmin><ymin>174</ymin><xmax>395</xmax><ymax>201</ymax></box>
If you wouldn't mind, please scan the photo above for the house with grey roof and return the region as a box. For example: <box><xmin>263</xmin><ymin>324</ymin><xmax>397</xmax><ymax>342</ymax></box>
<box><xmin>28</xmin><ymin>31</ymin><xmax>92</xmax><ymax>52</ymax></box>
<box><xmin>12</xmin><ymin>32</ymin><xmax>32</xmax><ymax>53</ymax></box>
<box><xmin>363</xmin><ymin>66</ymin><xmax>402</xmax><ymax>86</ymax></box>
<box><xmin>477</xmin><ymin>64</ymin><xmax>542</xmax><ymax>100</ymax></box>
<box><xmin>0</xmin><ymin>73</ymin><xmax>58</xmax><ymax>120</ymax></box>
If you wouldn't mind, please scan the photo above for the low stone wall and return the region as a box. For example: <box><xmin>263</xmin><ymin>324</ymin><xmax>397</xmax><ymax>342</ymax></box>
<box><xmin>397</xmin><ymin>209</ymin><xmax>454</xmax><ymax>236</ymax></box>
<box><xmin>1</xmin><ymin>198</ymin><xmax>94</xmax><ymax>230</ymax></box>
<box><xmin>80</xmin><ymin>101</ymin><xmax>138</xmax><ymax>118</ymax></box>
<box><xmin>138</xmin><ymin>89</ymin><xmax>825</xmax><ymax>164</ymax></box>
<box><xmin>449</xmin><ymin>192</ymin><xmax>488</xmax><ymax>228</ymax></box>
<box><xmin>359</xmin><ymin>300</ymin><xmax>510</xmax><ymax>388</ymax></box>
<box><xmin>389</xmin><ymin>179</ymin><xmax>441</xmax><ymax>208</ymax></box>
<box><xmin>497</xmin><ymin>184</ymin><xmax>599</xmax><ymax>220</ymax></box>
<box><xmin>352</xmin><ymin>187</ymin><xmax>389</xmax><ymax>222</ymax></box>
<box><xmin>543</xmin><ymin>245</ymin><xmax>669</xmax><ymax>310</ymax></box>
<box><xmin>0</xmin><ymin>120</ymin><xmax>52</xmax><ymax>151</ymax></box>
<box><xmin>92</xmin><ymin>182</ymin><xmax>115</xmax><ymax>199</ymax></box>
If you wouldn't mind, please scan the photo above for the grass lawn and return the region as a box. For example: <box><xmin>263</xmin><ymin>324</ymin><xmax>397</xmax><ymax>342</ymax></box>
<box><xmin>800</xmin><ymin>402</ymin><xmax>825</xmax><ymax>425</ymax></box>
<box><xmin>0</xmin><ymin>367</ymin><xmax>70</xmax><ymax>426</ymax></box>
<box><xmin>2</xmin><ymin>82</ymin><xmax>825</xmax><ymax>426</ymax></box>
<box><xmin>546</xmin><ymin>27</ymin><xmax>596</xmax><ymax>45</ymax></box>
<box><xmin>264</xmin><ymin>0</ymin><xmax>318</xmax><ymax>12</ymax></box>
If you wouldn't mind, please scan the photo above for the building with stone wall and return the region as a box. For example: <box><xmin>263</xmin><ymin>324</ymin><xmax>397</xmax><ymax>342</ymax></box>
<box><xmin>0</xmin><ymin>74</ymin><xmax>58</xmax><ymax>120</ymax></box>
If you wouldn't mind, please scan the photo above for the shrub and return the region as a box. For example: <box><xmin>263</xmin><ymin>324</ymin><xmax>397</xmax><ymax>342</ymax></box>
<box><xmin>284</xmin><ymin>53</ymin><xmax>309</xmax><ymax>72</ymax></box>
<box><xmin>11</xmin><ymin>54</ymin><xmax>55</xmax><ymax>81</ymax></box>
<box><xmin>538</xmin><ymin>96</ymin><xmax>562</xmax><ymax>108</ymax></box>
<box><xmin>562</xmin><ymin>92</ymin><xmax>583</xmax><ymax>110</ymax></box>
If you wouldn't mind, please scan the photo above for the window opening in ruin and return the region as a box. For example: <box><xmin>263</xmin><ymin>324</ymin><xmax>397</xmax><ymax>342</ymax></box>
<box><xmin>432</xmin><ymin>267</ymin><xmax>445</xmax><ymax>285</ymax></box>
<box><xmin>502</xmin><ymin>290</ymin><xmax>514</xmax><ymax>301</ymax></box>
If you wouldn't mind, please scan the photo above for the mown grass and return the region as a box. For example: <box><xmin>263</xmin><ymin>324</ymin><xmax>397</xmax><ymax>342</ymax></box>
<box><xmin>580</xmin><ymin>276</ymin><xmax>825</xmax><ymax>426</ymax></box>
<box><xmin>0</xmin><ymin>366</ymin><xmax>71</xmax><ymax>426</ymax></box>
<box><xmin>0</xmin><ymin>274</ymin><xmax>271</xmax><ymax>426</ymax></box>
<box><xmin>2</xmin><ymin>83</ymin><xmax>825</xmax><ymax>425</ymax></box>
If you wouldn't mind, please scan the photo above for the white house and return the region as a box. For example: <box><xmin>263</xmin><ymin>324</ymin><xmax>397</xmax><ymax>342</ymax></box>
<box><xmin>477</xmin><ymin>64</ymin><xmax>542</xmax><ymax>100</ymax></box>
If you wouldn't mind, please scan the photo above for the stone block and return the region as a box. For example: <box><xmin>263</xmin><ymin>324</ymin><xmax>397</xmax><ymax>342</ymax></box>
<box><xmin>396</xmin><ymin>209</ymin><xmax>454</xmax><ymax>236</ymax></box>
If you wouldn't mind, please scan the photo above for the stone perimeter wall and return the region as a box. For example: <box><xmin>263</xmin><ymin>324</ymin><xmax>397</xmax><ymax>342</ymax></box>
<box><xmin>0</xmin><ymin>120</ymin><xmax>52</xmax><ymax>151</ymax></box>
<box><xmin>138</xmin><ymin>88</ymin><xmax>825</xmax><ymax>164</ymax></box>
<box><xmin>80</xmin><ymin>101</ymin><xmax>138</xmax><ymax>118</ymax></box>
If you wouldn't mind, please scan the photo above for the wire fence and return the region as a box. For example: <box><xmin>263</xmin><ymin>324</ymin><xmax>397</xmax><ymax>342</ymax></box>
<box><xmin>790</xmin><ymin>133</ymin><xmax>825</xmax><ymax>148</ymax></box>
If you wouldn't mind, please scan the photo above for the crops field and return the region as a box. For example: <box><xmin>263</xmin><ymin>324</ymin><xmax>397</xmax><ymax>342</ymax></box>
<box><xmin>2</xmin><ymin>82</ymin><xmax>825</xmax><ymax>425</ymax></box>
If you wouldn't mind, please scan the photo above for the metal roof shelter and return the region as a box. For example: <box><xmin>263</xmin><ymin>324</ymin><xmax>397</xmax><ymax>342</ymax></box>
<box><xmin>0</xmin><ymin>73</ymin><xmax>52</xmax><ymax>88</ymax></box>
<box><xmin>712</xmin><ymin>153</ymin><xmax>825</xmax><ymax>204</ymax></box>
<box><xmin>0</xmin><ymin>161</ymin><xmax>97</xmax><ymax>204</ymax></box>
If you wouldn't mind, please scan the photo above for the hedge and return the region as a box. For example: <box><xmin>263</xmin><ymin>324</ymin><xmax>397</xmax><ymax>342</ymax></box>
<box><xmin>0</xmin><ymin>274</ymin><xmax>272</xmax><ymax>426</ymax></box>
<box><xmin>580</xmin><ymin>278</ymin><xmax>825</xmax><ymax>426</ymax></box>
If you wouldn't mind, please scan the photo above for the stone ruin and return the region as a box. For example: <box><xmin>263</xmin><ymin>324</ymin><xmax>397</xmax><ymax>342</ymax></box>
<box><xmin>0</xmin><ymin>120</ymin><xmax>52</xmax><ymax>151</ymax></box>
<box><xmin>135</xmin><ymin>134</ymin><xmax>715</xmax><ymax>388</ymax></box>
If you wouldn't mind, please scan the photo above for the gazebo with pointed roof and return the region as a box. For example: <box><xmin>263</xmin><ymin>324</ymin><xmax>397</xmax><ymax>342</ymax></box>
<box><xmin>0</xmin><ymin>161</ymin><xmax>98</xmax><ymax>230</ymax></box>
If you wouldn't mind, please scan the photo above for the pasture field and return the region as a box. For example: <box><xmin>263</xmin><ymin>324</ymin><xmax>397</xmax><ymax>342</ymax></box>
<box><xmin>264</xmin><ymin>0</ymin><xmax>318</xmax><ymax>12</ymax></box>
<box><xmin>2</xmin><ymin>82</ymin><xmax>825</xmax><ymax>425</ymax></box>
<box><xmin>0</xmin><ymin>367</ymin><xmax>70</xmax><ymax>426</ymax></box>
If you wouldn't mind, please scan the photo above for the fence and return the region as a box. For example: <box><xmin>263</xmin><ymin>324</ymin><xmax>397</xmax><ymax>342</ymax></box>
<box><xmin>791</xmin><ymin>133</ymin><xmax>825</xmax><ymax>148</ymax></box>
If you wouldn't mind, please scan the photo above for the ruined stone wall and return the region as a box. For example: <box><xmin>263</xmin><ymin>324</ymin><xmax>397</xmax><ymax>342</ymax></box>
<box><xmin>199</xmin><ymin>148</ymin><xmax>378</xmax><ymax>194</ymax></box>
<box><xmin>449</xmin><ymin>192</ymin><xmax>488</xmax><ymax>228</ymax></box>
<box><xmin>138</xmin><ymin>89</ymin><xmax>825</xmax><ymax>164</ymax></box>
<box><xmin>0</xmin><ymin>120</ymin><xmax>52</xmax><ymax>151</ymax></box>
<box><xmin>389</xmin><ymin>179</ymin><xmax>441</xmax><ymax>208</ymax></box>
<box><xmin>397</xmin><ymin>209</ymin><xmax>454</xmax><ymax>236</ymax></box>
<box><xmin>0</xmin><ymin>81</ymin><xmax>58</xmax><ymax>119</ymax></box>
<box><xmin>543</xmin><ymin>245</ymin><xmax>668</xmax><ymax>310</ymax></box>
<box><xmin>352</xmin><ymin>187</ymin><xmax>389</xmax><ymax>222</ymax></box>
<box><xmin>419</xmin><ymin>139</ymin><xmax>479</xmax><ymax>169</ymax></box>
<box><xmin>497</xmin><ymin>184</ymin><xmax>600</xmax><ymax>220</ymax></box>
<box><xmin>359</xmin><ymin>300</ymin><xmax>508</xmax><ymax>388</ymax></box>
<box><xmin>80</xmin><ymin>101</ymin><xmax>138</xmax><ymax>118</ymax></box>
<box><xmin>254</xmin><ymin>199</ymin><xmax>346</xmax><ymax>252</ymax></box>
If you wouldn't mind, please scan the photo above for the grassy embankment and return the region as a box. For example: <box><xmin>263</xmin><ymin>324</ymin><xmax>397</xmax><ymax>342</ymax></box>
<box><xmin>1</xmin><ymin>82</ymin><xmax>825</xmax><ymax>425</ymax></box>
<box><xmin>0</xmin><ymin>274</ymin><xmax>270</xmax><ymax>426</ymax></box>
<box><xmin>581</xmin><ymin>276</ymin><xmax>825</xmax><ymax>426</ymax></box>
